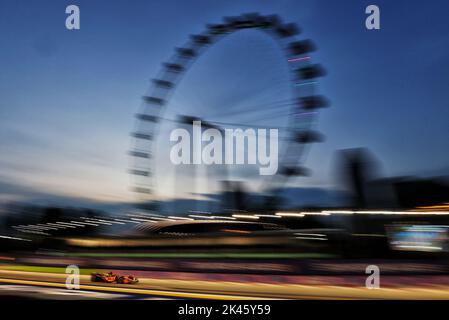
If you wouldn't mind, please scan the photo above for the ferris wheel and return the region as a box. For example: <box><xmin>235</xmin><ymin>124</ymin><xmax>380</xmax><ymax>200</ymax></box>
<box><xmin>129</xmin><ymin>13</ymin><xmax>329</xmax><ymax>213</ymax></box>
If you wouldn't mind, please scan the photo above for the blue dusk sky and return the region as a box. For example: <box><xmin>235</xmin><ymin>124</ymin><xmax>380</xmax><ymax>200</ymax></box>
<box><xmin>0</xmin><ymin>0</ymin><xmax>448</xmax><ymax>206</ymax></box>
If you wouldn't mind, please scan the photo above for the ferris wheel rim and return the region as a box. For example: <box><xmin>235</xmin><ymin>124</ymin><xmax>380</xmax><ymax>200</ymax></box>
<box><xmin>130</xmin><ymin>13</ymin><xmax>329</xmax><ymax>209</ymax></box>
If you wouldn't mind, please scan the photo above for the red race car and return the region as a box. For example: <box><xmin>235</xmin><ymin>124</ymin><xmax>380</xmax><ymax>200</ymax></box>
<box><xmin>91</xmin><ymin>272</ymin><xmax>139</xmax><ymax>284</ymax></box>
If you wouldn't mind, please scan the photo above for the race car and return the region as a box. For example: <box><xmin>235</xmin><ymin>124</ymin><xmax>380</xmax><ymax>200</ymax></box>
<box><xmin>116</xmin><ymin>275</ymin><xmax>139</xmax><ymax>284</ymax></box>
<box><xmin>90</xmin><ymin>271</ymin><xmax>118</xmax><ymax>283</ymax></box>
<box><xmin>91</xmin><ymin>271</ymin><xmax>139</xmax><ymax>284</ymax></box>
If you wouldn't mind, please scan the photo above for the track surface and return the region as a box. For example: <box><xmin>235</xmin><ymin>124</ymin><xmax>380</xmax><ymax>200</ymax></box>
<box><xmin>1</xmin><ymin>269</ymin><xmax>449</xmax><ymax>299</ymax></box>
